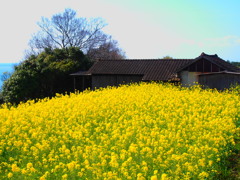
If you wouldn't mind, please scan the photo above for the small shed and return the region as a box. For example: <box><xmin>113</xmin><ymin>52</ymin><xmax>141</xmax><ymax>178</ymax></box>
<box><xmin>199</xmin><ymin>71</ymin><xmax>240</xmax><ymax>90</ymax></box>
<box><xmin>177</xmin><ymin>53</ymin><xmax>240</xmax><ymax>87</ymax></box>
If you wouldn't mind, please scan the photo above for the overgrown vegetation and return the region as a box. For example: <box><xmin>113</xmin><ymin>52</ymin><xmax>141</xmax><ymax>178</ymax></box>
<box><xmin>1</xmin><ymin>47</ymin><xmax>92</xmax><ymax>104</ymax></box>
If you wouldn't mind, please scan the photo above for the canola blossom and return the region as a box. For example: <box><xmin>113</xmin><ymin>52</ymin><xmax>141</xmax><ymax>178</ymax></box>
<box><xmin>0</xmin><ymin>83</ymin><xmax>239</xmax><ymax>179</ymax></box>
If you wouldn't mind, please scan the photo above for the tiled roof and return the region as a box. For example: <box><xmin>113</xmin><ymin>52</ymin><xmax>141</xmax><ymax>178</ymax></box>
<box><xmin>198</xmin><ymin>71</ymin><xmax>240</xmax><ymax>76</ymax></box>
<box><xmin>200</xmin><ymin>53</ymin><xmax>240</xmax><ymax>72</ymax></box>
<box><xmin>177</xmin><ymin>53</ymin><xmax>240</xmax><ymax>72</ymax></box>
<box><xmin>86</xmin><ymin>59</ymin><xmax>192</xmax><ymax>81</ymax></box>
<box><xmin>70</xmin><ymin>71</ymin><xmax>90</xmax><ymax>76</ymax></box>
<box><xmin>72</xmin><ymin>53</ymin><xmax>240</xmax><ymax>81</ymax></box>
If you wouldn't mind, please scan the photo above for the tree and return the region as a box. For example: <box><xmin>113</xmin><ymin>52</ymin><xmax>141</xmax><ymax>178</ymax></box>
<box><xmin>230</xmin><ymin>61</ymin><xmax>240</xmax><ymax>68</ymax></box>
<box><xmin>162</xmin><ymin>56</ymin><xmax>173</xmax><ymax>59</ymax></box>
<box><xmin>87</xmin><ymin>39</ymin><xmax>126</xmax><ymax>60</ymax></box>
<box><xmin>0</xmin><ymin>72</ymin><xmax>12</xmax><ymax>104</ymax></box>
<box><xmin>27</xmin><ymin>8</ymin><xmax>120</xmax><ymax>58</ymax></box>
<box><xmin>2</xmin><ymin>47</ymin><xmax>92</xmax><ymax>104</ymax></box>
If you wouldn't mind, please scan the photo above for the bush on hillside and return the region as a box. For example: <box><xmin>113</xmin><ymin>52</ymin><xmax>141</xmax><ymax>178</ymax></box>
<box><xmin>1</xmin><ymin>47</ymin><xmax>92</xmax><ymax>104</ymax></box>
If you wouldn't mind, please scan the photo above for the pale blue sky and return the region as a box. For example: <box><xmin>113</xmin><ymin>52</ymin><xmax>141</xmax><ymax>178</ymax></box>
<box><xmin>0</xmin><ymin>0</ymin><xmax>240</xmax><ymax>63</ymax></box>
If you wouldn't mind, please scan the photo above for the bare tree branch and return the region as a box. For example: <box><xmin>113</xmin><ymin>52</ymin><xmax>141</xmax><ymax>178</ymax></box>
<box><xmin>28</xmin><ymin>9</ymin><xmax>106</xmax><ymax>51</ymax></box>
<box><xmin>26</xmin><ymin>8</ymin><xmax>125</xmax><ymax>60</ymax></box>
<box><xmin>87</xmin><ymin>38</ymin><xmax>126</xmax><ymax>60</ymax></box>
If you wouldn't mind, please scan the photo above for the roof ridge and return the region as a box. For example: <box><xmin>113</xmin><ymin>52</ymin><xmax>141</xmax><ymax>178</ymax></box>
<box><xmin>200</xmin><ymin>52</ymin><xmax>219</xmax><ymax>57</ymax></box>
<box><xmin>98</xmin><ymin>59</ymin><xmax>193</xmax><ymax>61</ymax></box>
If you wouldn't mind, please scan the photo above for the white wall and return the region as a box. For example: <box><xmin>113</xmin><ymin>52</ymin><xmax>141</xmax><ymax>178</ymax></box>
<box><xmin>180</xmin><ymin>71</ymin><xmax>199</xmax><ymax>86</ymax></box>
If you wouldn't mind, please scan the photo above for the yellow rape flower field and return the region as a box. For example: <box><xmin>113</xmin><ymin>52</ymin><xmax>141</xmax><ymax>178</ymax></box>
<box><xmin>0</xmin><ymin>83</ymin><xmax>239</xmax><ymax>180</ymax></box>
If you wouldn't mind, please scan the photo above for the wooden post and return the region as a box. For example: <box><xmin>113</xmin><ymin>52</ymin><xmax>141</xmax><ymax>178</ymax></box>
<box><xmin>202</xmin><ymin>59</ymin><xmax>204</xmax><ymax>72</ymax></box>
<box><xmin>73</xmin><ymin>77</ymin><xmax>76</xmax><ymax>90</ymax></box>
<box><xmin>82</xmin><ymin>76</ymin><xmax>84</xmax><ymax>91</ymax></box>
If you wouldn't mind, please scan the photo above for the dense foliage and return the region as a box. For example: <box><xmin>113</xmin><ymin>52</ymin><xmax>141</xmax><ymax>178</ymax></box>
<box><xmin>0</xmin><ymin>83</ymin><xmax>239</xmax><ymax>179</ymax></box>
<box><xmin>230</xmin><ymin>61</ymin><xmax>240</xmax><ymax>68</ymax></box>
<box><xmin>1</xmin><ymin>47</ymin><xmax>92</xmax><ymax>104</ymax></box>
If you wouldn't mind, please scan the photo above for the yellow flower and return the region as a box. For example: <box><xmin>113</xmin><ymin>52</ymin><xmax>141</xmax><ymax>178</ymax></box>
<box><xmin>137</xmin><ymin>173</ymin><xmax>146</xmax><ymax>180</ymax></box>
<box><xmin>62</xmin><ymin>174</ymin><xmax>68</xmax><ymax>179</ymax></box>
<box><xmin>78</xmin><ymin>172</ymin><xmax>83</xmax><ymax>177</ymax></box>
<box><xmin>67</xmin><ymin>161</ymin><xmax>76</xmax><ymax>171</ymax></box>
<box><xmin>198</xmin><ymin>171</ymin><xmax>209</xmax><ymax>179</ymax></box>
<box><xmin>151</xmin><ymin>175</ymin><xmax>158</xmax><ymax>180</ymax></box>
<box><xmin>0</xmin><ymin>83</ymin><xmax>238</xmax><ymax>179</ymax></box>
<box><xmin>30</xmin><ymin>167</ymin><xmax>37</xmax><ymax>173</ymax></box>
<box><xmin>21</xmin><ymin>169</ymin><xmax>27</xmax><ymax>175</ymax></box>
<box><xmin>7</xmin><ymin>173</ymin><xmax>13</xmax><ymax>178</ymax></box>
<box><xmin>11</xmin><ymin>164</ymin><xmax>20</xmax><ymax>172</ymax></box>
<box><xmin>27</xmin><ymin>163</ymin><xmax>33</xmax><ymax>169</ymax></box>
<box><xmin>161</xmin><ymin>173</ymin><xmax>169</xmax><ymax>180</ymax></box>
<box><xmin>208</xmin><ymin>160</ymin><xmax>213</xmax><ymax>166</ymax></box>
<box><xmin>39</xmin><ymin>176</ymin><xmax>46</xmax><ymax>180</ymax></box>
<box><xmin>142</xmin><ymin>166</ymin><xmax>148</xmax><ymax>171</ymax></box>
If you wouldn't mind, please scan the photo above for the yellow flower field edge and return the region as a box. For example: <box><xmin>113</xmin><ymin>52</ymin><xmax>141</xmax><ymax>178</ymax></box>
<box><xmin>0</xmin><ymin>83</ymin><xmax>239</xmax><ymax>180</ymax></box>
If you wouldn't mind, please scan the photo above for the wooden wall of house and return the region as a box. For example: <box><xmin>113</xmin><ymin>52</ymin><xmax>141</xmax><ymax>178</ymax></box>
<box><xmin>184</xmin><ymin>59</ymin><xmax>224</xmax><ymax>72</ymax></box>
<box><xmin>73</xmin><ymin>76</ymin><xmax>92</xmax><ymax>91</ymax></box>
<box><xmin>199</xmin><ymin>73</ymin><xmax>240</xmax><ymax>90</ymax></box>
<box><xmin>92</xmin><ymin>74</ymin><xmax>143</xmax><ymax>89</ymax></box>
<box><xmin>179</xmin><ymin>59</ymin><xmax>226</xmax><ymax>86</ymax></box>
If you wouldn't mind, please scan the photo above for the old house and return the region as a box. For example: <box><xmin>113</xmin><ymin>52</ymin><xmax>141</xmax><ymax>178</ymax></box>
<box><xmin>177</xmin><ymin>53</ymin><xmax>240</xmax><ymax>88</ymax></box>
<box><xmin>71</xmin><ymin>53</ymin><xmax>240</xmax><ymax>90</ymax></box>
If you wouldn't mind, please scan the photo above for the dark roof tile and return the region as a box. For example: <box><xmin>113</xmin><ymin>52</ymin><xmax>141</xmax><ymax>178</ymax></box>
<box><xmin>177</xmin><ymin>53</ymin><xmax>240</xmax><ymax>72</ymax></box>
<box><xmin>72</xmin><ymin>53</ymin><xmax>240</xmax><ymax>81</ymax></box>
<box><xmin>70</xmin><ymin>71</ymin><xmax>90</xmax><ymax>76</ymax></box>
<box><xmin>87</xmin><ymin>59</ymin><xmax>192</xmax><ymax>81</ymax></box>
